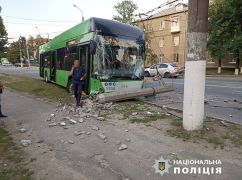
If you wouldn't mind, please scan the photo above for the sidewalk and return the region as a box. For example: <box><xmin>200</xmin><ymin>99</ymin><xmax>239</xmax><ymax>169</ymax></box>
<box><xmin>1</xmin><ymin>89</ymin><xmax>242</xmax><ymax>180</ymax></box>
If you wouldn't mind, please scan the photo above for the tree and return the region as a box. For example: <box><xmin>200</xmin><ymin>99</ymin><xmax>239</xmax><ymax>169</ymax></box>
<box><xmin>27</xmin><ymin>36</ymin><xmax>35</xmax><ymax>59</ymax></box>
<box><xmin>208</xmin><ymin>0</ymin><xmax>242</xmax><ymax>74</ymax></box>
<box><xmin>113</xmin><ymin>0</ymin><xmax>138</xmax><ymax>25</ymax></box>
<box><xmin>6</xmin><ymin>41</ymin><xmax>20</xmax><ymax>63</ymax></box>
<box><xmin>0</xmin><ymin>6</ymin><xmax>8</xmax><ymax>54</ymax></box>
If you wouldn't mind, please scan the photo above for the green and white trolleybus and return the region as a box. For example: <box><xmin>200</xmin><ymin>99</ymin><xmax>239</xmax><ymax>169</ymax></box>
<box><xmin>39</xmin><ymin>17</ymin><xmax>145</xmax><ymax>95</ymax></box>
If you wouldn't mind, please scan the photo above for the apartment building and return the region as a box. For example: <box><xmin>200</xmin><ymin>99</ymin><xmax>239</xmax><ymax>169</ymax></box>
<box><xmin>139</xmin><ymin>3</ymin><xmax>188</xmax><ymax>67</ymax></box>
<box><xmin>139</xmin><ymin>3</ymin><xmax>240</xmax><ymax>71</ymax></box>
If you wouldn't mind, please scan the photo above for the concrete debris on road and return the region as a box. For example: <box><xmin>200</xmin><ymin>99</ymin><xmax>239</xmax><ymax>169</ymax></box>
<box><xmin>21</xmin><ymin>139</ymin><xmax>32</xmax><ymax>147</ymax></box>
<box><xmin>145</xmin><ymin>111</ymin><xmax>153</xmax><ymax>116</ymax></box>
<box><xmin>79</xmin><ymin>118</ymin><xmax>84</xmax><ymax>123</ymax></box>
<box><xmin>97</xmin><ymin>117</ymin><xmax>105</xmax><ymax>121</ymax></box>
<box><xmin>64</xmin><ymin>116</ymin><xmax>71</xmax><ymax>120</ymax></box>
<box><xmin>125</xmin><ymin>129</ymin><xmax>129</xmax><ymax>132</ymax></box>
<box><xmin>50</xmin><ymin>113</ymin><xmax>55</xmax><ymax>118</ymax></box>
<box><xmin>69</xmin><ymin>119</ymin><xmax>77</xmax><ymax>124</ymax></box>
<box><xmin>86</xmin><ymin>132</ymin><xmax>91</xmax><ymax>135</ymax></box>
<box><xmin>221</xmin><ymin>120</ymin><xmax>229</xmax><ymax>127</ymax></box>
<box><xmin>125</xmin><ymin>138</ymin><xmax>131</xmax><ymax>142</ymax></box>
<box><xmin>97</xmin><ymin>133</ymin><xmax>107</xmax><ymax>140</ymax></box>
<box><xmin>118</xmin><ymin>144</ymin><xmax>128</xmax><ymax>151</ymax></box>
<box><xmin>68</xmin><ymin>140</ymin><xmax>75</xmax><ymax>144</ymax></box>
<box><xmin>60</xmin><ymin>122</ymin><xmax>66</xmax><ymax>126</ymax></box>
<box><xmin>19</xmin><ymin>128</ymin><xmax>27</xmax><ymax>133</ymax></box>
<box><xmin>92</xmin><ymin>114</ymin><xmax>99</xmax><ymax>118</ymax></box>
<box><xmin>92</xmin><ymin>126</ymin><xmax>99</xmax><ymax>131</ymax></box>
<box><xmin>48</xmin><ymin>123</ymin><xmax>57</xmax><ymax>127</ymax></box>
<box><xmin>73</xmin><ymin>131</ymin><xmax>82</xmax><ymax>136</ymax></box>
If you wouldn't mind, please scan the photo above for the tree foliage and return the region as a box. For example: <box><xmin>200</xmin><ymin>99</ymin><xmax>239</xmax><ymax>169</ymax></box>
<box><xmin>113</xmin><ymin>0</ymin><xmax>138</xmax><ymax>25</ymax></box>
<box><xmin>7</xmin><ymin>36</ymin><xmax>47</xmax><ymax>62</ymax></box>
<box><xmin>6</xmin><ymin>41</ymin><xmax>20</xmax><ymax>63</ymax></box>
<box><xmin>0</xmin><ymin>6</ymin><xmax>8</xmax><ymax>53</ymax></box>
<box><xmin>208</xmin><ymin>0</ymin><xmax>242</xmax><ymax>68</ymax></box>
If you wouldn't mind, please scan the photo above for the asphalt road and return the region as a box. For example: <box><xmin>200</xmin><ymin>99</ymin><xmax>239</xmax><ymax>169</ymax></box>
<box><xmin>1</xmin><ymin>66</ymin><xmax>242</xmax><ymax>124</ymax></box>
<box><xmin>0</xmin><ymin>66</ymin><xmax>40</xmax><ymax>79</ymax></box>
<box><xmin>144</xmin><ymin>77</ymin><xmax>242</xmax><ymax>124</ymax></box>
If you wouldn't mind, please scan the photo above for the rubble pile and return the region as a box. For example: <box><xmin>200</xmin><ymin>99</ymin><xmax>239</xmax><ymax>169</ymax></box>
<box><xmin>44</xmin><ymin>98</ymin><xmax>130</xmax><ymax>151</ymax></box>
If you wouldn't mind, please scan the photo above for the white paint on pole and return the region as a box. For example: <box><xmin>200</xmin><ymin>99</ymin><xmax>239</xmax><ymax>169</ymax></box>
<box><xmin>235</xmin><ymin>68</ymin><xmax>239</xmax><ymax>75</ymax></box>
<box><xmin>183</xmin><ymin>31</ymin><xmax>208</xmax><ymax>131</ymax></box>
<box><xmin>183</xmin><ymin>60</ymin><xmax>206</xmax><ymax>130</ymax></box>
<box><xmin>217</xmin><ymin>67</ymin><xmax>221</xmax><ymax>74</ymax></box>
<box><xmin>240</xmin><ymin>67</ymin><xmax>242</xmax><ymax>74</ymax></box>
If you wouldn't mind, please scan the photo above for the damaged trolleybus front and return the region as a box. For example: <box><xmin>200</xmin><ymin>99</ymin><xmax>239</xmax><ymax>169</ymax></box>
<box><xmin>39</xmin><ymin>17</ymin><xmax>145</xmax><ymax>95</ymax></box>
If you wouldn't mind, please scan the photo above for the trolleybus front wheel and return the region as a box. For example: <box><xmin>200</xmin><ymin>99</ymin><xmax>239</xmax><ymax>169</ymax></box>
<box><xmin>44</xmin><ymin>72</ymin><xmax>49</xmax><ymax>83</ymax></box>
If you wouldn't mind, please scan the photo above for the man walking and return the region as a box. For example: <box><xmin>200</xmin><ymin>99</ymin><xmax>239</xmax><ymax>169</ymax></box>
<box><xmin>0</xmin><ymin>81</ymin><xmax>7</xmax><ymax>118</ymax></box>
<box><xmin>70</xmin><ymin>60</ymin><xmax>86</xmax><ymax>107</ymax></box>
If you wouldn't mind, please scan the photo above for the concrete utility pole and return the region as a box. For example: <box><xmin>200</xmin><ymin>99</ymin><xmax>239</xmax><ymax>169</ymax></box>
<box><xmin>183</xmin><ymin>0</ymin><xmax>209</xmax><ymax>131</ymax></box>
<box><xmin>25</xmin><ymin>39</ymin><xmax>30</xmax><ymax>67</ymax></box>
<box><xmin>19</xmin><ymin>36</ymin><xmax>23</xmax><ymax>68</ymax></box>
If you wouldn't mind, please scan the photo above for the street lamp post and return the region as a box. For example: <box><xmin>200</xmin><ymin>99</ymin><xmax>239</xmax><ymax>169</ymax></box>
<box><xmin>73</xmin><ymin>4</ymin><xmax>84</xmax><ymax>21</ymax></box>
<box><xmin>35</xmin><ymin>26</ymin><xmax>41</xmax><ymax>37</ymax></box>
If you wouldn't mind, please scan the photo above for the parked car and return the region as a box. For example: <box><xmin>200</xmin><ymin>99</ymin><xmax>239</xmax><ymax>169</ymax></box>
<box><xmin>14</xmin><ymin>62</ymin><xmax>29</xmax><ymax>67</ymax></box>
<box><xmin>1</xmin><ymin>62</ymin><xmax>13</xmax><ymax>67</ymax></box>
<box><xmin>145</xmin><ymin>63</ymin><xmax>184</xmax><ymax>78</ymax></box>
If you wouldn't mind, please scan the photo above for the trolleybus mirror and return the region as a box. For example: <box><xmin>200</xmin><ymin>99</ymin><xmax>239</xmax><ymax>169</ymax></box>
<box><xmin>90</xmin><ymin>40</ymin><xmax>97</xmax><ymax>54</ymax></box>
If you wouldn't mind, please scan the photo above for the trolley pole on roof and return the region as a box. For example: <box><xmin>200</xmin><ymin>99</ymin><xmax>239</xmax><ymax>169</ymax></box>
<box><xmin>183</xmin><ymin>0</ymin><xmax>209</xmax><ymax>130</ymax></box>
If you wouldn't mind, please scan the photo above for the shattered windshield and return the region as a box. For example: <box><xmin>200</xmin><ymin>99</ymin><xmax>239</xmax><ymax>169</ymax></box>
<box><xmin>93</xmin><ymin>35</ymin><xmax>145</xmax><ymax>80</ymax></box>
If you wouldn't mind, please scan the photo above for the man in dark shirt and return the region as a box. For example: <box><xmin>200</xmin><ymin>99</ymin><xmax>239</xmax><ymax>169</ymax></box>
<box><xmin>70</xmin><ymin>60</ymin><xmax>86</xmax><ymax>107</ymax></box>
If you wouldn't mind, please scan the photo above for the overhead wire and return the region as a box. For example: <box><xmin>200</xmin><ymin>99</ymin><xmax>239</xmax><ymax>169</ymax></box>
<box><xmin>2</xmin><ymin>15</ymin><xmax>79</xmax><ymax>23</ymax></box>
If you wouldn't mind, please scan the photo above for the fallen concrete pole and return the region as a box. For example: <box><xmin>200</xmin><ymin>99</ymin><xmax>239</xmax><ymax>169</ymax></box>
<box><xmin>97</xmin><ymin>86</ymin><xmax>175</xmax><ymax>103</ymax></box>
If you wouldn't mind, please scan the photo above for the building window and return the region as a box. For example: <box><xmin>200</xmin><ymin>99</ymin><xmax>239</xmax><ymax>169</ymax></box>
<box><xmin>173</xmin><ymin>36</ymin><xmax>180</xmax><ymax>46</ymax></box>
<box><xmin>160</xmin><ymin>55</ymin><xmax>164</xmax><ymax>63</ymax></box>
<box><xmin>160</xmin><ymin>21</ymin><xmax>165</xmax><ymax>30</ymax></box>
<box><xmin>171</xmin><ymin>16</ymin><xmax>179</xmax><ymax>27</ymax></box>
<box><xmin>159</xmin><ymin>38</ymin><xmax>164</xmax><ymax>47</ymax></box>
<box><xmin>147</xmin><ymin>24</ymin><xmax>153</xmax><ymax>32</ymax></box>
<box><xmin>173</xmin><ymin>53</ymin><xmax>179</xmax><ymax>62</ymax></box>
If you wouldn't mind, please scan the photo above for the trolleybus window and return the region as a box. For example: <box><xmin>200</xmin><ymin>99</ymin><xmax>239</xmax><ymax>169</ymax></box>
<box><xmin>57</xmin><ymin>48</ymin><xmax>65</xmax><ymax>70</ymax></box>
<box><xmin>93</xmin><ymin>35</ymin><xmax>145</xmax><ymax>80</ymax></box>
<box><xmin>64</xmin><ymin>46</ymin><xmax>78</xmax><ymax>71</ymax></box>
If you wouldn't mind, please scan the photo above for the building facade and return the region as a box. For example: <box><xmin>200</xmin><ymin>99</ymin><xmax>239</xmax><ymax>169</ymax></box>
<box><xmin>139</xmin><ymin>3</ymin><xmax>241</xmax><ymax>71</ymax></box>
<box><xmin>139</xmin><ymin>3</ymin><xmax>188</xmax><ymax>67</ymax></box>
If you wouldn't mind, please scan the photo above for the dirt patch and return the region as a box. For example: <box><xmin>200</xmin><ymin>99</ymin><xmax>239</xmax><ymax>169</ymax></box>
<box><xmin>0</xmin><ymin>122</ymin><xmax>32</xmax><ymax>180</ymax></box>
<box><xmin>99</xmin><ymin>100</ymin><xmax>242</xmax><ymax>150</ymax></box>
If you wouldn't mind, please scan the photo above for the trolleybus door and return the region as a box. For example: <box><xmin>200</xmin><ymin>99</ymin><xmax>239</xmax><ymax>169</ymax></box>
<box><xmin>50</xmin><ymin>51</ymin><xmax>57</xmax><ymax>81</ymax></box>
<box><xmin>78</xmin><ymin>45</ymin><xmax>89</xmax><ymax>94</ymax></box>
<box><xmin>39</xmin><ymin>54</ymin><xmax>44</xmax><ymax>77</ymax></box>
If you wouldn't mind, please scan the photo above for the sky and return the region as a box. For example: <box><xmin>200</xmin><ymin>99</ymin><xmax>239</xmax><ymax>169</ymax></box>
<box><xmin>0</xmin><ymin>0</ymin><xmax>186</xmax><ymax>42</ymax></box>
